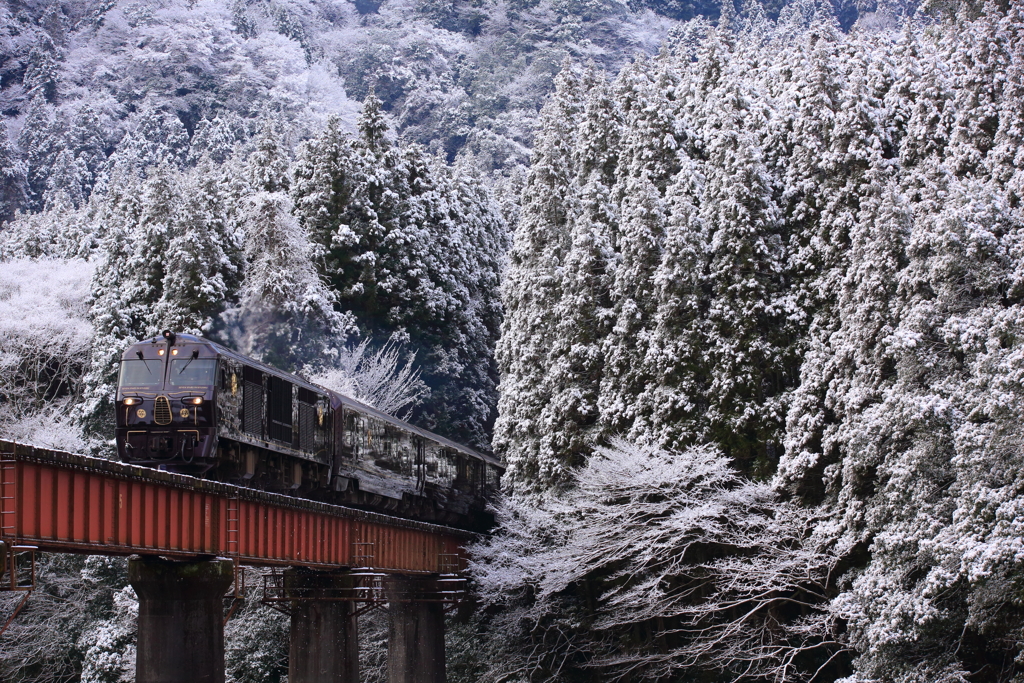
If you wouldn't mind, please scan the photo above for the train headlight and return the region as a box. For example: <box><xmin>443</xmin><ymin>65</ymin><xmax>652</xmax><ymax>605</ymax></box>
<box><xmin>171</xmin><ymin>348</ymin><xmax>179</xmax><ymax>356</ymax></box>
<box><xmin>123</xmin><ymin>397</ymin><xmax>140</xmax><ymax>406</ymax></box>
<box><xmin>158</xmin><ymin>349</ymin><xmax>165</xmax><ymax>356</ymax></box>
<box><xmin>185</xmin><ymin>397</ymin><xmax>204</xmax><ymax>405</ymax></box>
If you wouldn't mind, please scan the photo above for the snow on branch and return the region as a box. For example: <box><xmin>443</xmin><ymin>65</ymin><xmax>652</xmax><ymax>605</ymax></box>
<box><xmin>470</xmin><ymin>438</ymin><xmax>846</xmax><ymax>683</ymax></box>
<box><xmin>307</xmin><ymin>337</ymin><xmax>428</xmax><ymax>418</ymax></box>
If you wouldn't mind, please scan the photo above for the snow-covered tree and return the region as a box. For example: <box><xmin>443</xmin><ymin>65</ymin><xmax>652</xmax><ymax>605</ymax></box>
<box><xmin>0</xmin><ymin>258</ymin><xmax>94</xmax><ymax>452</ymax></box>
<box><xmin>538</xmin><ymin>74</ymin><xmax>619</xmax><ymax>472</ymax></box>
<box><xmin>307</xmin><ymin>338</ymin><xmax>428</xmax><ymax>418</ymax></box>
<box><xmin>155</xmin><ymin>162</ymin><xmax>242</xmax><ymax>335</ymax></box>
<box><xmin>17</xmin><ymin>95</ymin><xmax>64</xmax><ymax>210</ymax></box>
<box><xmin>229</xmin><ymin>189</ymin><xmax>355</xmax><ymax>370</ymax></box>
<box><xmin>495</xmin><ymin>63</ymin><xmax>588</xmax><ymax>488</ymax></box>
<box><xmin>22</xmin><ymin>34</ymin><xmax>59</xmax><ymax>103</ymax></box>
<box><xmin>471</xmin><ymin>438</ymin><xmax>843</xmax><ymax>683</ymax></box>
<box><xmin>0</xmin><ymin>122</ymin><xmax>27</xmax><ymax>223</ymax></box>
<box><xmin>293</xmin><ymin>97</ymin><xmax>507</xmax><ymax>450</ymax></box>
<box><xmin>99</xmin><ymin>109</ymin><xmax>189</xmax><ymax>185</ymax></box>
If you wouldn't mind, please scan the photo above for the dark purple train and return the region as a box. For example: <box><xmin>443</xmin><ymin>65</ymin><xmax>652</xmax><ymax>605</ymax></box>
<box><xmin>115</xmin><ymin>331</ymin><xmax>501</xmax><ymax>530</ymax></box>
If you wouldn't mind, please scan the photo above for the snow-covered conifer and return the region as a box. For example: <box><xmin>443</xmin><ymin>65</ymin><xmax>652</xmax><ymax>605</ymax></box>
<box><xmin>631</xmin><ymin>159</ymin><xmax>706</xmax><ymax>451</ymax></box>
<box><xmin>22</xmin><ymin>34</ymin><xmax>59</xmax><ymax>103</ymax></box>
<box><xmin>495</xmin><ymin>62</ymin><xmax>587</xmax><ymax>488</ymax></box>
<box><xmin>291</xmin><ymin>115</ymin><xmax>356</xmax><ymax>259</ymax></box>
<box><xmin>598</xmin><ymin>60</ymin><xmax>683</xmax><ymax>442</ymax></box>
<box><xmin>155</xmin><ymin>162</ymin><xmax>242</xmax><ymax>335</ymax></box>
<box><xmin>101</xmin><ymin>109</ymin><xmax>189</xmax><ymax>182</ymax></box>
<box><xmin>248</xmin><ymin>120</ymin><xmax>290</xmax><ymax>194</ymax></box>
<box><xmin>188</xmin><ymin>115</ymin><xmax>242</xmax><ymax>165</ymax></box>
<box><xmin>539</xmin><ymin>71</ymin><xmax>619</xmax><ymax>471</ymax></box>
<box><xmin>67</xmin><ymin>104</ymin><xmax>107</xmax><ymax>191</ymax></box>
<box><xmin>0</xmin><ymin>123</ymin><xmax>27</xmax><ymax>223</ymax></box>
<box><xmin>231</xmin><ymin>190</ymin><xmax>356</xmax><ymax>370</ymax></box>
<box><xmin>43</xmin><ymin>149</ymin><xmax>89</xmax><ymax>210</ymax></box>
<box><xmin>698</xmin><ymin>82</ymin><xmax>789</xmax><ymax>473</ymax></box>
<box><xmin>17</xmin><ymin>95</ymin><xmax>63</xmax><ymax>210</ymax></box>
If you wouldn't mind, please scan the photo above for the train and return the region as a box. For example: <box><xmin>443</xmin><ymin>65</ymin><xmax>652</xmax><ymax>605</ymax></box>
<box><xmin>115</xmin><ymin>331</ymin><xmax>502</xmax><ymax>531</ymax></box>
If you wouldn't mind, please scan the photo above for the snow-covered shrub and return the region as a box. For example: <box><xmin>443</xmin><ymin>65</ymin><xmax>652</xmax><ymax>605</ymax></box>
<box><xmin>0</xmin><ymin>555</ymin><xmax>134</xmax><ymax>683</ymax></box>
<box><xmin>0</xmin><ymin>257</ymin><xmax>94</xmax><ymax>450</ymax></box>
<box><xmin>307</xmin><ymin>338</ymin><xmax>428</xmax><ymax>418</ymax></box>
<box><xmin>78</xmin><ymin>582</ymin><xmax>137</xmax><ymax>683</ymax></box>
<box><xmin>224</xmin><ymin>568</ymin><xmax>289</xmax><ymax>683</ymax></box>
<box><xmin>470</xmin><ymin>438</ymin><xmax>844</xmax><ymax>683</ymax></box>
<box><xmin>359</xmin><ymin>607</ymin><xmax>389</xmax><ymax>683</ymax></box>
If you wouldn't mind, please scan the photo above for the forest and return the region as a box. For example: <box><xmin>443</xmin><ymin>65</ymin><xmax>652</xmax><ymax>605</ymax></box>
<box><xmin>2</xmin><ymin>0</ymin><xmax>1024</xmax><ymax>681</ymax></box>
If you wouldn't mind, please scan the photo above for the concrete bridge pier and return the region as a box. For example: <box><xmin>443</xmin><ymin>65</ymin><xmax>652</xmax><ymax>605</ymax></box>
<box><xmin>284</xmin><ymin>568</ymin><xmax>360</xmax><ymax>683</ymax></box>
<box><xmin>385</xmin><ymin>575</ymin><xmax>446</xmax><ymax>683</ymax></box>
<box><xmin>128</xmin><ymin>556</ymin><xmax>235</xmax><ymax>683</ymax></box>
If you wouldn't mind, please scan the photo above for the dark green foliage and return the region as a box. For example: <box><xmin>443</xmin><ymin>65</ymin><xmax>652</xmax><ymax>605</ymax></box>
<box><xmin>292</xmin><ymin>97</ymin><xmax>507</xmax><ymax>450</ymax></box>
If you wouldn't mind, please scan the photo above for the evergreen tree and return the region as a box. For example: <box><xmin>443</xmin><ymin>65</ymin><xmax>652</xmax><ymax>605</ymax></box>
<box><xmin>539</xmin><ymin>72</ymin><xmax>619</xmax><ymax>471</ymax></box>
<box><xmin>233</xmin><ymin>190</ymin><xmax>356</xmax><ymax>370</ymax></box>
<box><xmin>43</xmin><ymin>149</ymin><xmax>89</xmax><ymax>210</ymax></box>
<box><xmin>436</xmin><ymin>157</ymin><xmax>510</xmax><ymax>450</ymax></box>
<box><xmin>984</xmin><ymin>6</ymin><xmax>1024</xmax><ymax>204</ymax></box>
<box><xmin>598</xmin><ymin>59</ymin><xmax>682</xmax><ymax>442</ymax></box>
<box><xmin>80</xmin><ymin>167</ymin><xmax>147</xmax><ymax>438</ymax></box>
<box><xmin>0</xmin><ymin>123</ymin><xmax>27</xmax><ymax>223</ymax></box>
<box><xmin>248</xmin><ymin>120</ymin><xmax>290</xmax><ymax>194</ymax></box>
<box><xmin>631</xmin><ymin>159</ymin><xmax>707</xmax><ymax>451</ymax></box>
<box><xmin>17</xmin><ymin>95</ymin><xmax>63</xmax><ymax>210</ymax></box>
<box><xmin>291</xmin><ymin>114</ymin><xmax>357</xmax><ymax>259</ymax></box>
<box><xmin>67</xmin><ymin>103</ymin><xmax>107</xmax><ymax>198</ymax></box>
<box><xmin>698</xmin><ymin>84</ymin><xmax>789</xmax><ymax>474</ymax></box>
<box><xmin>495</xmin><ymin>63</ymin><xmax>587</xmax><ymax>488</ymax></box>
<box><xmin>188</xmin><ymin>115</ymin><xmax>243</xmax><ymax>165</ymax></box>
<box><xmin>100</xmin><ymin>109</ymin><xmax>189</xmax><ymax>184</ymax></box>
<box><xmin>156</xmin><ymin>162</ymin><xmax>242</xmax><ymax>335</ymax></box>
<box><xmin>292</xmin><ymin>97</ymin><xmax>507</xmax><ymax>447</ymax></box>
<box><xmin>22</xmin><ymin>34</ymin><xmax>59</xmax><ymax>103</ymax></box>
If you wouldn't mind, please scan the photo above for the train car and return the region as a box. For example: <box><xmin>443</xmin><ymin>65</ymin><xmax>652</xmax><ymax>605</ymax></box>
<box><xmin>115</xmin><ymin>331</ymin><xmax>502</xmax><ymax>530</ymax></box>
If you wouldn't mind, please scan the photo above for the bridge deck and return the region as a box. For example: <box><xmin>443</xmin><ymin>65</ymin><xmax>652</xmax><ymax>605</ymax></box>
<box><xmin>0</xmin><ymin>441</ymin><xmax>471</xmax><ymax>573</ymax></box>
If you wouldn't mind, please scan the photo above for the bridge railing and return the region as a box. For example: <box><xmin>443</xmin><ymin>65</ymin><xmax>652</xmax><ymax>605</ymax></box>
<box><xmin>0</xmin><ymin>440</ymin><xmax>473</xmax><ymax>575</ymax></box>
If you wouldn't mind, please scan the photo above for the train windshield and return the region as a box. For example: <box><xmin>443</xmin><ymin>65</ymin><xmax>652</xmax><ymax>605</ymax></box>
<box><xmin>167</xmin><ymin>358</ymin><xmax>217</xmax><ymax>387</ymax></box>
<box><xmin>119</xmin><ymin>359</ymin><xmax>164</xmax><ymax>388</ymax></box>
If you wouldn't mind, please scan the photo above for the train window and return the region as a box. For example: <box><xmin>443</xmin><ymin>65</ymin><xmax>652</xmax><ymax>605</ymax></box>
<box><xmin>119</xmin><ymin>359</ymin><xmax>162</xmax><ymax>388</ymax></box>
<box><xmin>436</xmin><ymin>448</ymin><xmax>457</xmax><ymax>485</ymax></box>
<box><xmin>487</xmin><ymin>466</ymin><xmax>501</xmax><ymax>490</ymax></box>
<box><xmin>344</xmin><ymin>412</ymin><xmax>362</xmax><ymax>457</ymax></box>
<box><xmin>423</xmin><ymin>442</ymin><xmax>439</xmax><ymax>475</ymax></box>
<box><xmin>267</xmin><ymin>376</ymin><xmax>293</xmax><ymax>444</ymax></box>
<box><xmin>167</xmin><ymin>358</ymin><xmax>216</xmax><ymax>387</ymax></box>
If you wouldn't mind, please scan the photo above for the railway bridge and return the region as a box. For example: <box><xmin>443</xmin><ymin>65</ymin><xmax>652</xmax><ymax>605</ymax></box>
<box><xmin>0</xmin><ymin>439</ymin><xmax>478</xmax><ymax>683</ymax></box>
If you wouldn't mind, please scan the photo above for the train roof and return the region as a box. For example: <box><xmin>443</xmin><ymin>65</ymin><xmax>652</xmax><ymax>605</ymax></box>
<box><xmin>126</xmin><ymin>333</ymin><xmax>502</xmax><ymax>468</ymax></box>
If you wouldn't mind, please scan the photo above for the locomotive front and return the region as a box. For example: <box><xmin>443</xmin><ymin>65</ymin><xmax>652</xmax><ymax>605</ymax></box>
<box><xmin>115</xmin><ymin>330</ymin><xmax>220</xmax><ymax>473</ymax></box>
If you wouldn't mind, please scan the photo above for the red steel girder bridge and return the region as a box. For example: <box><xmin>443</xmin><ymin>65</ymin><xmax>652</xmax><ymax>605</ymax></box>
<box><xmin>0</xmin><ymin>440</ymin><xmax>476</xmax><ymax>683</ymax></box>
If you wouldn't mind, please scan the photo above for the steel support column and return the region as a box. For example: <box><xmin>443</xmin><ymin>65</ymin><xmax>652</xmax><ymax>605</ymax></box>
<box><xmin>129</xmin><ymin>556</ymin><xmax>234</xmax><ymax>683</ymax></box>
<box><xmin>385</xmin><ymin>575</ymin><xmax>445</xmax><ymax>683</ymax></box>
<box><xmin>285</xmin><ymin>568</ymin><xmax>360</xmax><ymax>683</ymax></box>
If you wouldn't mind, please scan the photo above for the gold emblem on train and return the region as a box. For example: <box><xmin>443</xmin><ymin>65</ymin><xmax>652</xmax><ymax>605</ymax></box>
<box><xmin>180</xmin><ymin>408</ymin><xmax>190</xmax><ymax>418</ymax></box>
<box><xmin>317</xmin><ymin>404</ymin><xmax>324</xmax><ymax>426</ymax></box>
<box><xmin>136</xmin><ymin>408</ymin><xmax>146</xmax><ymax>419</ymax></box>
